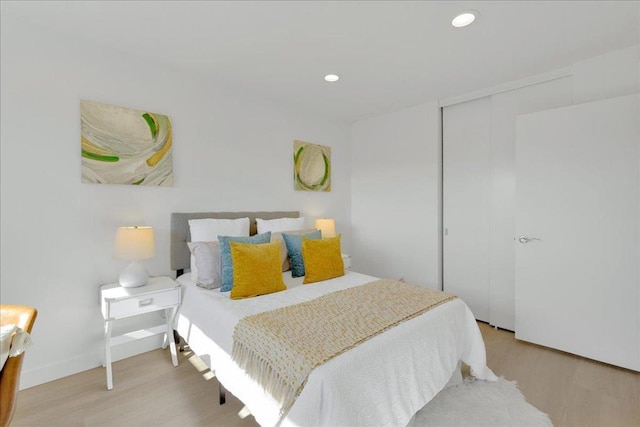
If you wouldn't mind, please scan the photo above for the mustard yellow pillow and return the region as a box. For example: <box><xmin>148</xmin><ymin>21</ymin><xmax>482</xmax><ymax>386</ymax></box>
<box><xmin>230</xmin><ymin>241</ymin><xmax>287</xmax><ymax>299</ymax></box>
<box><xmin>301</xmin><ymin>234</ymin><xmax>345</xmax><ymax>284</ymax></box>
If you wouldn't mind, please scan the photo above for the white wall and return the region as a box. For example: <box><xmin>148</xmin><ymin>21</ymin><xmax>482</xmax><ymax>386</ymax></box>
<box><xmin>0</xmin><ymin>19</ymin><xmax>351</xmax><ymax>388</ymax></box>
<box><xmin>351</xmin><ymin>103</ymin><xmax>441</xmax><ymax>289</ymax></box>
<box><xmin>572</xmin><ymin>45</ymin><xmax>640</xmax><ymax>104</ymax></box>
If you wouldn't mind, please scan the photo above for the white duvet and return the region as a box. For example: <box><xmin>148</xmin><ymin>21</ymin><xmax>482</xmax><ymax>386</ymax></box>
<box><xmin>176</xmin><ymin>271</ymin><xmax>495</xmax><ymax>427</ymax></box>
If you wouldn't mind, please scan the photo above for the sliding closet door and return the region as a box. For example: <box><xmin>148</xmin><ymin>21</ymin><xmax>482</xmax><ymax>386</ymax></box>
<box><xmin>443</xmin><ymin>79</ymin><xmax>571</xmax><ymax>328</ymax></box>
<box><xmin>443</xmin><ymin>97</ymin><xmax>491</xmax><ymax>322</ymax></box>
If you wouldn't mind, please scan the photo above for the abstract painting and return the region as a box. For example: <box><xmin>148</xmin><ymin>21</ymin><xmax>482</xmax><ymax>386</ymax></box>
<box><xmin>293</xmin><ymin>140</ymin><xmax>331</xmax><ymax>192</ymax></box>
<box><xmin>81</xmin><ymin>100</ymin><xmax>173</xmax><ymax>186</ymax></box>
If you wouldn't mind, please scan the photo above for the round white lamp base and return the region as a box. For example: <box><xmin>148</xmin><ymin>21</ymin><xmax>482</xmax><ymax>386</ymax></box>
<box><xmin>119</xmin><ymin>261</ymin><xmax>149</xmax><ymax>288</ymax></box>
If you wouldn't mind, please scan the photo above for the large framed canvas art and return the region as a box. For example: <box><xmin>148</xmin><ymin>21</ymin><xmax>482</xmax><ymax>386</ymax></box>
<box><xmin>81</xmin><ymin>100</ymin><xmax>173</xmax><ymax>186</ymax></box>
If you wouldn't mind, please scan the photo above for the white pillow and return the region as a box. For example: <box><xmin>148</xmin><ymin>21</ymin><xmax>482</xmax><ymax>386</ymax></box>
<box><xmin>256</xmin><ymin>217</ymin><xmax>305</xmax><ymax>234</ymax></box>
<box><xmin>189</xmin><ymin>217</ymin><xmax>250</xmax><ymax>242</ymax></box>
<box><xmin>0</xmin><ymin>325</ymin><xmax>32</xmax><ymax>371</ymax></box>
<box><xmin>188</xmin><ymin>241</ymin><xmax>222</xmax><ymax>289</ymax></box>
<box><xmin>0</xmin><ymin>325</ymin><xmax>14</xmax><ymax>371</ymax></box>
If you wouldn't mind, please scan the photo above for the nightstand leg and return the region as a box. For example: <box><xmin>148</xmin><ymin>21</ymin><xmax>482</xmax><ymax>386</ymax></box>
<box><xmin>104</xmin><ymin>319</ymin><xmax>113</xmax><ymax>390</ymax></box>
<box><xmin>162</xmin><ymin>316</ymin><xmax>169</xmax><ymax>350</ymax></box>
<box><xmin>165</xmin><ymin>307</ymin><xmax>179</xmax><ymax>367</ymax></box>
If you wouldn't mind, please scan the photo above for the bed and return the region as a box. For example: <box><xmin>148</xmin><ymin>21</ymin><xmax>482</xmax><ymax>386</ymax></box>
<box><xmin>171</xmin><ymin>211</ymin><xmax>495</xmax><ymax>427</ymax></box>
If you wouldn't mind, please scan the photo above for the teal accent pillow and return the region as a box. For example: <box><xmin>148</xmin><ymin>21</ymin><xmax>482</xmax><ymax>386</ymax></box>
<box><xmin>219</xmin><ymin>232</ymin><xmax>271</xmax><ymax>292</ymax></box>
<box><xmin>282</xmin><ymin>230</ymin><xmax>321</xmax><ymax>278</ymax></box>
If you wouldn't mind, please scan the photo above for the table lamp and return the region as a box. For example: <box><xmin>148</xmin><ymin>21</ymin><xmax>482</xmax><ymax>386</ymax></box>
<box><xmin>315</xmin><ymin>218</ymin><xmax>336</xmax><ymax>238</ymax></box>
<box><xmin>113</xmin><ymin>226</ymin><xmax>155</xmax><ymax>288</ymax></box>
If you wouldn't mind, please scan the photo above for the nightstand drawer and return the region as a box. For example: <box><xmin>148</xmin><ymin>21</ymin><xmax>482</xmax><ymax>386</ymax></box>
<box><xmin>106</xmin><ymin>288</ymin><xmax>180</xmax><ymax>319</ymax></box>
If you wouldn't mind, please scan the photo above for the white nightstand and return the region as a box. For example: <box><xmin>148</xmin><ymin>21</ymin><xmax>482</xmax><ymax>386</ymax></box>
<box><xmin>342</xmin><ymin>253</ymin><xmax>352</xmax><ymax>269</ymax></box>
<box><xmin>100</xmin><ymin>276</ymin><xmax>181</xmax><ymax>390</ymax></box>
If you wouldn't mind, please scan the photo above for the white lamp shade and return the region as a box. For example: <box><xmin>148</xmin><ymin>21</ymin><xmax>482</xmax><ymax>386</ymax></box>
<box><xmin>315</xmin><ymin>218</ymin><xmax>336</xmax><ymax>238</ymax></box>
<box><xmin>114</xmin><ymin>226</ymin><xmax>155</xmax><ymax>260</ymax></box>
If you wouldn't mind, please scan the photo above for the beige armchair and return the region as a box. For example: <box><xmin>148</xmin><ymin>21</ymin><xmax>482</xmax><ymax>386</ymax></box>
<box><xmin>0</xmin><ymin>305</ymin><xmax>37</xmax><ymax>427</ymax></box>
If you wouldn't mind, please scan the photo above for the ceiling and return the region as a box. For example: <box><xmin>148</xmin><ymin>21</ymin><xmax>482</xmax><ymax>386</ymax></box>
<box><xmin>2</xmin><ymin>1</ymin><xmax>639</xmax><ymax>122</ymax></box>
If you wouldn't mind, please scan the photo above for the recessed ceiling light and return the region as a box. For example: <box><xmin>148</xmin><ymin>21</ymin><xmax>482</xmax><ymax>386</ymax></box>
<box><xmin>452</xmin><ymin>11</ymin><xmax>477</xmax><ymax>28</ymax></box>
<box><xmin>324</xmin><ymin>74</ymin><xmax>339</xmax><ymax>83</ymax></box>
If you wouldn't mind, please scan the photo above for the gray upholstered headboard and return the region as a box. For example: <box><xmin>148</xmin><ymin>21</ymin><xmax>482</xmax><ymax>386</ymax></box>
<box><xmin>170</xmin><ymin>211</ymin><xmax>300</xmax><ymax>272</ymax></box>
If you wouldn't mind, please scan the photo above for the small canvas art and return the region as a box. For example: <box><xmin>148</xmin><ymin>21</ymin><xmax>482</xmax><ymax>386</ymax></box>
<box><xmin>81</xmin><ymin>100</ymin><xmax>173</xmax><ymax>186</ymax></box>
<box><xmin>293</xmin><ymin>140</ymin><xmax>331</xmax><ymax>192</ymax></box>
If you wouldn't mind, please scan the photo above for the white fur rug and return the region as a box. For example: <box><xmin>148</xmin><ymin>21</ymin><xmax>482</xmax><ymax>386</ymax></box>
<box><xmin>412</xmin><ymin>378</ymin><xmax>553</xmax><ymax>427</ymax></box>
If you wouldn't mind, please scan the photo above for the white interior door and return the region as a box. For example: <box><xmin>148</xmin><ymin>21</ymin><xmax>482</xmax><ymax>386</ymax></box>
<box><xmin>443</xmin><ymin>96</ymin><xmax>491</xmax><ymax>322</ymax></box>
<box><xmin>515</xmin><ymin>94</ymin><xmax>639</xmax><ymax>370</ymax></box>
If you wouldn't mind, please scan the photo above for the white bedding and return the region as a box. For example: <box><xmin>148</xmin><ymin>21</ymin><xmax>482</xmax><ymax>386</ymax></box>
<box><xmin>176</xmin><ymin>271</ymin><xmax>496</xmax><ymax>427</ymax></box>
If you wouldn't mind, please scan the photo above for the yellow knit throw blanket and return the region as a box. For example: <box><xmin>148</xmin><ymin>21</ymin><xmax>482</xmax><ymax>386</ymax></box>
<box><xmin>232</xmin><ymin>279</ymin><xmax>457</xmax><ymax>419</ymax></box>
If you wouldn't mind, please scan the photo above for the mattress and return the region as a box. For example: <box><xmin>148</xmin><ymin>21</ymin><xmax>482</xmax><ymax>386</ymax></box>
<box><xmin>176</xmin><ymin>271</ymin><xmax>495</xmax><ymax>426</ymax></box>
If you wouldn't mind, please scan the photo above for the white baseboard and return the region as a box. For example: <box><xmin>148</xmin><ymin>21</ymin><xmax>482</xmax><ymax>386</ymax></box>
<box><xmin>20</xmin><ymin>335</ymin><xmax>164</xmax><ymax>390</ymax></box>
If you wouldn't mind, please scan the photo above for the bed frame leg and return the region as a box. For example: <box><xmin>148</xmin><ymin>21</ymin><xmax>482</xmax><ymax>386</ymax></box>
<box><xmin>219</xmin><ymin>383</ymin><xmax>226</xmax><ymax>405</ymax></box>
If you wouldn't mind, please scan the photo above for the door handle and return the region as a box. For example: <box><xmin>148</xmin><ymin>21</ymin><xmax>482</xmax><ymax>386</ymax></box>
<box><xmin>519</xmin><ymin>236</ymin><xmax>541</xmax><ymax>244</ymax></box>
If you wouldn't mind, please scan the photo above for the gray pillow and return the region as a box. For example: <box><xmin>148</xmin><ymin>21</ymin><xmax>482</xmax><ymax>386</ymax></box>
<box><xmin>188</xmin><ymin>241</ymin><xmax>222</xmax><ymax>289</ymax></box>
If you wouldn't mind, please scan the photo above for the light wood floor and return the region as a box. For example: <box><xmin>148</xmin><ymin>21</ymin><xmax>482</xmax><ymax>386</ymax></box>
<box><xmin>11</xmin><ymin>323</ymin><xmax>640</xmax><ymax>426</ymax></box>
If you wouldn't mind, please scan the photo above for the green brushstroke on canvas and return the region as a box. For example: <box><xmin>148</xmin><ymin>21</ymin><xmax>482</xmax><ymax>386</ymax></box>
<box><xmin>142</xmin><ymin>113</ymin><xmax>158</xmax><ymax>139</ymax></box>
<box><xmin>82</xmin><ymin>149</ymin><xmax>119</xmax><ymax>162</ymax></box>
<box><xmin>320</xmin><ymin>153</ymin><xmax>330</xmax><ymax>185</ymax></box>
<box><xmin>294</xmin><ymin>146</ymin><xmax>304</xmax><ymax>164</ymax></box>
